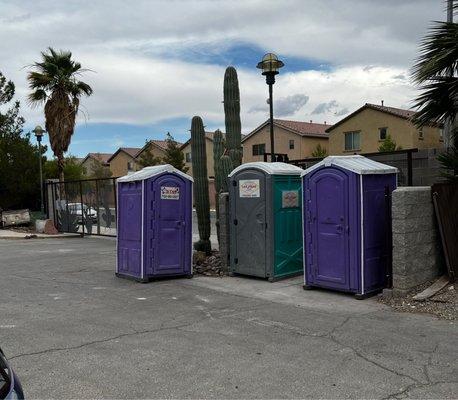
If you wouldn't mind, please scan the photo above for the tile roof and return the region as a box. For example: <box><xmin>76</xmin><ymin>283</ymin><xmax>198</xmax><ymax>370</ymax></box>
<box><xmin>180</xmin><ymin>131</ymin><xmax>226</xmax><ymax>149</ymax></box>
<box><xmin>274</xmin><ymin>119</ymin><xmax>330</xmax><ymax>136</ymax></box>
<box><xmin>325</xmin><ymin>103</ymin><xmax>441</xmax><ymax>133</ymax></box>
<box><xmin>87</xmin><ymin>153</ymin><xmax>113</xmax><ymax>164</ymax></box>
<box><xmin>120</xmin><ymin>147</ymin><xmax>142</xmax><ymax>158</ymax></box>
<box><xmin>242</xmin><ymin>119</ymin><xmax>330</xmax><ymax>142</ymax></box>
<box><xmin>365</xmin><ymin>103</ymin><xmax>415</xmax><ymax>119</ymax></box>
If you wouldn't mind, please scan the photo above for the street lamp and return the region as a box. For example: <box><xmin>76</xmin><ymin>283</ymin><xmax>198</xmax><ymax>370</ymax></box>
<box><xmin>257</xmin><ymin>53</ymin><xmax>284</xmax><ymax>162</ymax></box>
<box><xmin>32</xmin><ymin>125</ymin><xmax>45</xmax><ymax>216</ymax></box>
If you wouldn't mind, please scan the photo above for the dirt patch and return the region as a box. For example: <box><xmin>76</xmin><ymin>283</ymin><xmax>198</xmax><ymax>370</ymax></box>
<box><xmin>380</xmin><ymin>280</ymin><xmax>457</xmax><ymax>320</ymax></box>
<box><xmin>193</xmin><ymin>250</ymin><xmax>227</xmax><ymax>277</ymax></box>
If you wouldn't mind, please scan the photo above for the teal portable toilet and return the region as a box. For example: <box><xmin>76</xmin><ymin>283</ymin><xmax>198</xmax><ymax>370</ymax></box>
<box><xmin>228</xmin><ymin>162</ymin><xmax>303</xmax><ymax>281</ymax></box>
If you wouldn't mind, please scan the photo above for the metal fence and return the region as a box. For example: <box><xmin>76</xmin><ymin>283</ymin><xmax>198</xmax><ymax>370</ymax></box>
<box><xmin>46</xmin><ymin>177</ymin><xmax>118</xmax><ymax>237</ymax></box>
<box><xmin>288</xmin><ymin>148</ymin><xmax>419</xmax><ymax>186</ymax></box>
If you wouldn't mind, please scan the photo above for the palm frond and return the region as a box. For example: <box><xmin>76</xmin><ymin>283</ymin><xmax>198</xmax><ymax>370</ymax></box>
<box><xmin>412</xmin><ymin>75</ymin><xmax>458</xmax><ymax>127</ymax></box>
<box><xmin>412</xmin><ymin>21</ymin><xmax>458</xmax><ymax>84</ymax></box>
<box><xmin>437</xmin><ymin>146</ymin><xmax>458</xmax><ymax>182</ymax></box>
<box><xmin>27</xmin><ymin>89</ymin><xmax>48</xmax><ymax>106</ymax></box>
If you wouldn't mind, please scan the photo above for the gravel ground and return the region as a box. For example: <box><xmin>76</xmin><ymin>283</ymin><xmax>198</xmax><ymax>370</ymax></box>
<box><xmin>380</xmin><ymin>281</ymin><xmax>457</xmax><ymax>320</ymax></box>
<box><xmin>193</xmin><ymin>250</ymin><xmax>227</xmax><ymax>277</ymax></box>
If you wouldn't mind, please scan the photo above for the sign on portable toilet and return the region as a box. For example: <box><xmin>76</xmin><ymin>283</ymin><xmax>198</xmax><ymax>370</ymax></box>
<box><xmin>229</xmin><ymin>162</ymin><xmax>303</xmax><ymax>281</ymax></box>
<box><xmin>116</xmin><ymin>165</ymin><xmax>193</xmax><ymax>282</ymax></box>
<box><xmin>302</xmin><ymin>155</ymin><xmax>398</xmax><ymax>299</ymax></box>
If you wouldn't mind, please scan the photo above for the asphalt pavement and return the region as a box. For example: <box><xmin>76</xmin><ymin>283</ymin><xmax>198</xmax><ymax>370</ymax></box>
<box><xmin>0</xmin><ymin>238</ymin><xmax>456</xmax><ymax>399</ymax></box>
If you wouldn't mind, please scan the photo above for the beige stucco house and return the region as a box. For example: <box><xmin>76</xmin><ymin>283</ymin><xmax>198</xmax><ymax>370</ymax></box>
<box><xmin>135</xmin><ymin>140</ymin><xmax>169</xmax><ymax>163</ymax></box>
<box><xmin>180</xmin><ymin>132</ymin><xmax>221</xmax><ymax>178</ymax></box>
<box><xmin>242</xmin><ymin>119</ymin><xmax>330</xmax><ymax>163</ymax></box>
<box><xmin>326</xmin><ymin>103</ymin><xmax>444</xmax><ymax>155</ymax></box>
<box><xmin>107</xmin><ymin>148</ymin><xmax>141</xmax><ymax>177</ymax></box>
<box><xmin>80</xmin><ymin>153</ymin><xmax>112</xmax><ymax>176</ymax></box>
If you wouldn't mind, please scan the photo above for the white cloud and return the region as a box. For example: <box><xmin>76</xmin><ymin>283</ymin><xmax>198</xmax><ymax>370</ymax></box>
<box><xmin>249</xmin><ymin>94</ymin><xmax>309</xmax><ymax>117</ymax></box>
<box><xmin>0</xmin><ymin>0</ymin><xmax>444</xmax><ymax>135</ymax></box>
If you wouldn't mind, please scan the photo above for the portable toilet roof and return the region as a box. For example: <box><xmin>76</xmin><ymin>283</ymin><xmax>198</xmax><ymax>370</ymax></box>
<box><xmin>301</xmin><ymin>155</ymin><xmax>398</xmax><ymax>176</ymax></box>
<box><xmin>117</xmin><ymin>164</ymin><xmax>193</xmax><ymax>183</ymax></box>
<box><xmin>228</xmin><ymin>162</ymin><xmax>302</xmax><ymax>177</ymax></box>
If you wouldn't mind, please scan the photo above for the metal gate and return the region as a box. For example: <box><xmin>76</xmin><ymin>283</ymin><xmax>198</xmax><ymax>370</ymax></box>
<box><xmin>46</xmin><ymin>177</ymin><xmax>118</xmax><ymax>237</ymax></box>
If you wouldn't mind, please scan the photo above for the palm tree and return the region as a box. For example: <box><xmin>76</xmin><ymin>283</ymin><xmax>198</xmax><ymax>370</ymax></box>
<box><xmin>412</xmin><ymin>19</ymin><xmax>458</xmax><ymax>129</ymax></box>
<box><xmin>412</xmin><ymin>6</ymin><xmax>458</xmax><ymax>178</ymax></box>
<box><xmin>27</xmin><ymin>48</ymin><xmax>93</xmax><ymax>182</ymax></box>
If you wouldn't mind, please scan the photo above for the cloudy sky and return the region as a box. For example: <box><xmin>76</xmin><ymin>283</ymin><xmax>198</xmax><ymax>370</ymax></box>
<box><xmin>0</xmin><ymin>0</ymin><xmax>447</xmax><ymax>157</ymax></box>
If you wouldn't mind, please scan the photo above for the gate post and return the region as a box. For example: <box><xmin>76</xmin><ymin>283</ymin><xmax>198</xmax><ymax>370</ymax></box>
<box><xmin>45</xmin><ymin>179</ymin><xmax>59</xmax><ymax>226</ymax></box>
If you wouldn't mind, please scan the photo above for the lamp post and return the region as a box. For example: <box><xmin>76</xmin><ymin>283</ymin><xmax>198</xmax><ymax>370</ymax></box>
<box><xmin>257</xmin><ymin>53</ymin><xmax>284</xmax><ymax>162</ymax></box>
<box><xmin>32</xmin><ymin>125</ymin><xmax>45</xmax><ymax>216</ymax></box>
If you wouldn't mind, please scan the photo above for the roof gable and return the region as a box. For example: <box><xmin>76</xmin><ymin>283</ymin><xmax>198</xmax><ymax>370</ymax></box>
<box><xmin>81</xmin><ymin>152</ymin><xmax>113</xmax><ymax>165</ymax></box>
<box><xmin>107</xmin><ymin>147</ymin><xmax>141</xmax><ymax>162</ymax></box>
<box><xmin>325</xmin><ymin>103</ymin><xmax>440</xmax><ymax>133</ymax></box>
<box><xmin>180</xmin><ymin>131</ymin><xmax>224</xmax><ymax>150</ymax></box>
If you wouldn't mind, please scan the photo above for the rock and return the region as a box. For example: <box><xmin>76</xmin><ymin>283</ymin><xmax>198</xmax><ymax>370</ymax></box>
<box><xmin>44</xmin><ymin>220</ymin><xmax>58</xmax><ymax>235</ymax></box>
<box><xmin>35</xmin><ymin>219</ymin><xmax>58</xmax><ymax>235</ymax></box>
<box><xmin>193</xmin><ymin>251</ymin><xmax>207</xmax><ymax>265</ymax></box>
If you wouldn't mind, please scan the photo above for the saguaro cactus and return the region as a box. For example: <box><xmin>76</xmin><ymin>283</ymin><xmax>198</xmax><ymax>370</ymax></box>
<box><xmin>224</xmin><ymin>66</ymin><xmax>242</xmax><ymax>168</ymax></box>
<box><xmin>213</xmin><ymin>129</ymin><xmax>224</xmax><ymax>243</ymax></box>
<box><xmin>219</xmin><ymin>154</ymin><xmax>233</xmax><ymax>193</ymax></box>
<box><xmin>191</xmin><ymin>116</ymin><xmax>211</xmax><ymax>254</ymax></box>
<box><xmin>213</xmin><ymin>129</ymin><xmax>225</xmax><ymax>194</ymax></box>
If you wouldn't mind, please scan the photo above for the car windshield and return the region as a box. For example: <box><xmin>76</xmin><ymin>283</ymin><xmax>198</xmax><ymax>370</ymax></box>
<box><xmin>0</xmin><ymin>352</ymin><xmax>11</xmax><ymax>399</ymax></box>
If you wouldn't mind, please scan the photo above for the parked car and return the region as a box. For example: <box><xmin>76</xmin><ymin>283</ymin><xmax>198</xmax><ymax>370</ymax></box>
<box><xmin>67</xmin><ymin>203</ymin><xmax>98</xmax><ymax>223</ymax></box>
<box><xmin>0</xmin><ymin>348</ymin><xmax>24</xmax><ymax>399</ymax></box>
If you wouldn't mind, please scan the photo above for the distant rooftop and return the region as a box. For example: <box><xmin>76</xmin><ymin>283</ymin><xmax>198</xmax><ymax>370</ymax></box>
<box><xmin>242</xmin><ymin>118</ymin><xmax>331</xmax><ymax>142</ymax></box>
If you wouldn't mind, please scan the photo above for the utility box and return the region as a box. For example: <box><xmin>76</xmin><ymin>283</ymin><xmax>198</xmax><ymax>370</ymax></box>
<box><xmin>116</xmin><ymin>165</ymin><xmax>193</xmax><ymax>282</ymax></box>
<box><xmin>229</xmin><ymin>162</ymin><xmax>303</xmax><ymax>281</ymax></box>
<box><xmin>302</xmin><ymin>156</ymin><xmax>397</xmax><ymax>298</ymax></box>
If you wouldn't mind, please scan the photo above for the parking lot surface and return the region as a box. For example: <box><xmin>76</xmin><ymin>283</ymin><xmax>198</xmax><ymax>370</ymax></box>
<box><xmin>0</xmin><ymin>238</ymin><xmax>456</xmax><ymax>399</ymax></box>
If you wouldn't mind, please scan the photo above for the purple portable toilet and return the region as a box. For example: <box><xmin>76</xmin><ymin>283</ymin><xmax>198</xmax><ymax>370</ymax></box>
<box><xmin>116</xmin><ymin>165</ymin><xmax>193</xmax><ymax>282</ymax></box>
<box><xmin>302</xmin><ymin>156</ymin><xmax>397</xmax><ymax>299</ymax></box>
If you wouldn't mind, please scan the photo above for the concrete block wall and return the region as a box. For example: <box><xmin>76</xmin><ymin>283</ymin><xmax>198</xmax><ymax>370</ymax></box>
<box><xmin>391</xmin><ymin>187</ymin><xmax>442</xmax><ymax>295</ymax></box>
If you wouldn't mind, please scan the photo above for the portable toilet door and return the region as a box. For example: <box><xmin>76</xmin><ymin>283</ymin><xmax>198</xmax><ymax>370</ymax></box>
<box><xmin>302</xmin><ymin>156</ymin><xmax>397</xmax><ymax>298</ymax></box>
<box><xmin>116</xmin><ymin>164</ymin><xmax>193</xmax><ymax>282</ymax></box>
<box><xmin>229</xmin><ymin>162</ymin><xmax>303</xmax><ymax>281</ymax></box>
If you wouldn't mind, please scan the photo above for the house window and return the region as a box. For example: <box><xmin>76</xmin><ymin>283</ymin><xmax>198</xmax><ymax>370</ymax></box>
<box><xmin>379</xmin><ymin>127</ymin><xmax>387</xmax><ymax>140</ymax></box>
<box><xmin>289</xmin><ymin>139</ymin><xmax>295</xmax><ymax>149</ymax></box>
<box><xmin>185</xmin><ymin>152</ymin><xmax>191</xmax><ymax>162</ymax></box>
<box><xmin>419</xmin><ymin>127</ymin><xmax>424</xmax><ymax>140</ymax></box>
<box><xmin>440</xmin><ymin>128</ymin><xmax>444</xmax><ymax>141</ymax></box>
<box><xmin>127</xmin><ymin>161</ymin><xmax>134</xmax><ymax>171</ymax></box>
<box><xmin>252</xmin><ymin>143</ymin><xmax>266</xmax><ymax>156</ymax></box>
<box><xmin>344</xmin><ymin>131</ymin><xmax>361</xmax><ymax>151</ymax></box>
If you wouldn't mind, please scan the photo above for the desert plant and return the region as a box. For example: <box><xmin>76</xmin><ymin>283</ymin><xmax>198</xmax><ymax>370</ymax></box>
<box><xmin>219</xmin><ymin>154</ymin><xmax>233</xmax><ymax>193</ymax></box>
<box><xmin>311</xmin><ymin>143</ymin><xmax>328</xmax><ymax>158</ymax></box>
<box><xmin>137</xmin><ymin>140</ymin><xmax>162</xmax><ymax>168</ymax></box>
<box><xmin>437</xmin><ymin>146</ymin><xmax>458</xmax><ymax>182</ymax></box>
<box><xmin>27</xmin><ymin>47</ymin><xmax>93</xmax><ymax>182</ymax></box>
<box><xmin>213</xmin><ymin>129</ymin><xmax>225</xmax><ymax>243</ymax></box>
<box><xmin>224</xmin><ymin>66</ymin><xmax>242</xmax><ymax>168</ymax></box>
<box><xmin>162</xmin><ymin>132</ymin><xmax>188</xmax><ymax>172</ymax></box>
<box><xmin>191</xmin><ymin>116</ymin><xmax>211</xmax><ymax>254</ymax></box>
<box><xmin>378</xmin><ymin>135</ymin><xmax>402</xmax><ymax>152</ymax></box>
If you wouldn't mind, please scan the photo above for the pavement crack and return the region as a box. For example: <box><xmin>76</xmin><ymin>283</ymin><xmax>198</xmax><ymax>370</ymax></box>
<box><xmin>9</xmin><ymin>319</ymin><xmax>203</xmax><ymax>361</ymax></box>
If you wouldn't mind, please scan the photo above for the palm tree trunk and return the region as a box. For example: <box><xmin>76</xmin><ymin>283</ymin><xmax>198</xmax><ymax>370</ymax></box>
<box><xmin>57</xmin><ymin>153</ymin><xmax>65</xmax><ymax>182</ymax></box>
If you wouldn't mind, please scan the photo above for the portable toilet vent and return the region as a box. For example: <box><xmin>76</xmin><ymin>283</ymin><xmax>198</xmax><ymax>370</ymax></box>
<box><xmin>116</xmin><ymin>165</ymin><xmax>193</xmax><ymax>282</ymax></box>
<box><xmin>228</xmin><ymin>162</ymin><xmax>303</xmax><ymax>281</ymax></box>
<box><xmin>302</xmin><ymin>155</ymin><xmax>398</xmax><ymax>298</ymax></box>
